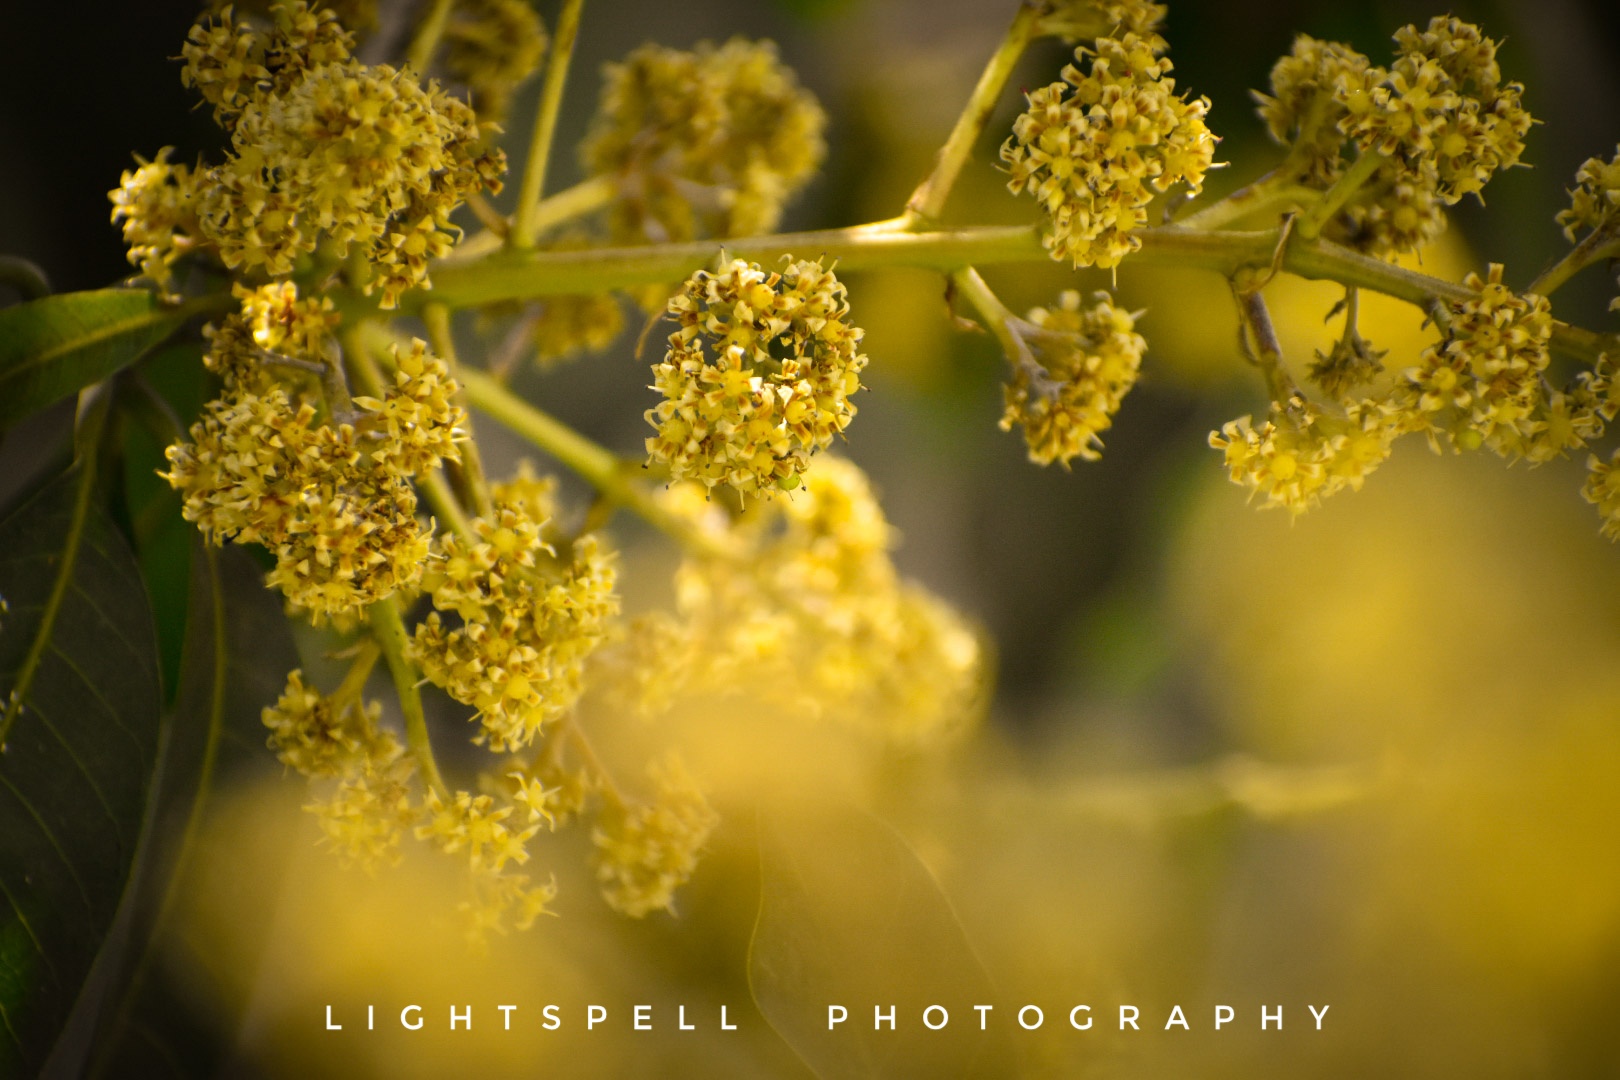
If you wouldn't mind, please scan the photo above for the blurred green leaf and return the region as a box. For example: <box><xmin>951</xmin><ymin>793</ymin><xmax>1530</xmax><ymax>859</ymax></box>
<box><xmin>0</xmin><ymin>290</ymin><xmax>197</xmax><ymax>428</ymax></box>
<box><xmin>0</xmin><ymin>467</ymin><xmax>162</xmax><ymax>1076</ymax></box>
<box><xmin>88</xmin><ymin>543</ymin><xmax>299</xmax><ymax>1079</ymax></box>
<box><xmin>749</xmin><ymin>808</ymin><xmax>1011</xmax><ymax>1079</ymax></box>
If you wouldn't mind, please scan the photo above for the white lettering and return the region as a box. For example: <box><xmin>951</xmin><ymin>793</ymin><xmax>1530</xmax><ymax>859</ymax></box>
<box><xmin>588</xmin><ymin>1006</ymin><xmax>606</xmax><ymax>1030</ymax></box>
<box><xmin>450</xmin><ymin>1005</ymin><xmax>471</xmax><ymax>1031</ymax></box>
<box><xmin>542</xmin><ymin>1005</ymin><xmax>561</xmax><ymax>1030</ymax></box>
<box><xmin>1309</xmin><ymin>1005</ymin><xmax>1329</xmax><ymax>1030</ymax></box>
<box><xmin>1018</xmin><ymin>1006</ymin><xmax>1044</xmax><ymax>1030</ymax></box>
<box><xmin>499</xmin><ymin>1005</ymin><xmax>516</xmax><ymax>1031</ymax></box>
<box><xmin>923</xmin><ymin>1006</ymin><xmax>948</xmax><ymax>1030</ymax></box>
<box><xmin>828</xmin><ymin>1006</ymin><xmax>847</xmax><ymax>1030</ymax></box>
<box><xmin>1215</xmin><ymin>1005</ymin><xmax>1234</xmax><ymax>1030</ymax></box>
<box><xmin>1262</xmin><ymin>1006</ymin><xmax>1282</xmax><ymax>1031</ymax></box>
<box><xmin>975</xmin><ymin>1005</ymin><xmax>993</xmax><ymax>1030</ymax></box>
<box><xmin>635</xmin><ymin>1006</ymin><xmax>651</xmax><ymax>1031</ymax></box>
<box><xmin>1119</xmin><ymin>1006</ymin><xmax>1139</xmax><ymax>1031</ymax></box>
<box><xmin>401</xmin><ymin>1006</ymin><xmax>422</xmax><ymax>1031</ymax></box>
<box><xmin>325</xmin><ymin>1006</ymin><xmax>341</xmax><ymax>1031</ymax></box>
<box><xmin>1069</xmin><ymin>1006</ymin><xmax>1092</xmax><ymax>1031</ymax></box>
<box><xmin>721</xmin><ymin>1005</ymin><xmax>737</xmax><ymax>1031</ymax></box>
<box><xmin>679</xmin><ymin>1005</ymin><xmax>695</xmax><ymax>1031</ymax></box>
<box><xmin>1164</xmin><ymin>1006</ymin><xmax>1189</xmax><ymax>1031</ymax></box>
<box><xmin>874</xmin><ymin>1005</ymin><xmax>896</xmax><ymax>1030</ymax></box>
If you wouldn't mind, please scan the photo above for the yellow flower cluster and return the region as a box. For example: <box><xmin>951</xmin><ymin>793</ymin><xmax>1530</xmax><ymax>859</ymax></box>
<box><xmin>107</xmin><ymin>149</ymin><xmax>200</xmax><ymax>296</ymax></box>
<box><xmin>181</xmin><ymin>0</ymin><xmax>504</xmax><ymax>307</ymax></box>
<box><xmin>1209</xmin><ymin>396</ymin><xmax>1401</xmax><ymax>514</ymax></box>
<box><xmin>646</xmin><ymin>258</ymin><xmax>866</xmax><ymax>498</ymax></box>
<box><xmin>410</xmin><ymin>470</ymin><xmax>619</xmax><ymax>751</ymax></box>
<box><xmin>530</xmin><ymin>292</ymin><xmax>625</xmax><ymax>367</ymax></box>
<box><xmin>262</xmin><ymin>670</ymin><xmax>419</xmax><ymax>870</ymax></box>
<box><xmin>1336</xmin><ymin>17</ymin><xmax>1532</xmax><ymax>203</ymax></box>
<box><xmin>1585</xmin><ymin>449</ymin><xmax>1620</xmax><ymax>540</ymax></box>
<box><xmin>1003</xmin><ymin>32</ymin><xmax>1215</xmax><ymax>269</ymax></box>
<box><xmin>1394</xmin><ymin>265</ymin><xmax>1578</xmax><ymax>460</ymax></box>
<box><xmin>1558</xmin><ymin>145</ymin><xmax>1620</xmax><ymax>311</ymax></box>
<box><xmin>1254</xmin><ymin>37</ymin><xmax>1371</xmax><ymax>186</ymax></box>
<box><xmin>999</xmin><ymin>290</ymin><xmax>1147</xmax><ymax>467</ymax></box>
<box><xmin>1036</xmin><ymin>0</ymin><xmax>1167</xmax><ymax>45</ymax></box>
<box><xmin>442</xmin><ymin>0</ymin><xmax>547</xmax><ymax>122</ymax></box>
<box><xmin>1309</xmin><ymin>327</ymin><xmax>1387</xmax><ymax>403</ymax></box>
<box><xmin>165</xmin><ymin>288</ymin><xmax>463</xmax><ymax>618</ymax></box>
<box><xmin>417</xmin><ymin>788</ymin><xmax>539</xmax><ymax>874</ymax></box>
<box><xmin>582</xmin><ymin>39</ymin><xmax>826</xmax><ymax>243</ymax></box>
<box><xmin>1338</xmin><ymin>166</ymin><xmax>1446</xmax><ymax>256</ymax></box>
<box><xmin>263</xmin><ymin>668</ymin><xmax>393</xmax><ymax>777</ymax></box>
<box><xmin>592</xmin><ymin>757</ymin><xmax>719</xmax><ymax>918</ymax></box>
<box><xmin>1559</xmin><ymin>145</ymin><xmax>1620</xmax><ymax>240</ymax></box>
<box><xmin>619</xmin><ymin>458</ymin><xmax>983</xmax><ymax>744</ymax></box>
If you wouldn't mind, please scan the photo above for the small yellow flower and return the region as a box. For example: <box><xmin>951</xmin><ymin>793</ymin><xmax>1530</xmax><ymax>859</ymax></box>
<box><xmin>108</xmin><ymin>149</ymin><xmax>201</xmax><ymax>296</ymax></box>
<box><xmin>1583</xmin><ymin>449</ymin><xmax>1620</xmax><ymax>540</ymax></box>
<box><xmin>1209</xmin><ymin>396</ymin><xmax>1401</xmax><ymax>513</ymax></box>
<box><xmin>592</xmin><ymin>757</ymin><xmax>718</xmax><ymax>918</ymax></box>
<box><xmin>184</xmin><ymin>1</ymin><xmax>503</xmax><ymax>306</ymax></box>
<box><xmin>442</xmin><ymin>0</ymin><xmax>548</xmax><ymax>121</ymax></box>
<box><xmin>1394</xmin><ymin>264</ymin><xmax>1567</xmax><ymax>459</ymax></box>
<box><xmin>583</xmin><ymin>38</ymin><xmax>826</xmax><ymax>243</ymax></box>
<box><xmin>646</xmin><ymin>258</ymin><xmax>867</xmax><ymax>497</ymax></box>
<box><xmin>999</xmin><ymin>290</ymin><xmax>1147</xmax><ymax>467</ymax></box>
<box><xmin>409</xmin><ymin>469</ymin><xmax>619</xmax><ymax>751</ymax></box>
<box><xmin>1002</xmin><ymin>32</ymin><xmax>1216</xmax><ymax>269</ymax></box>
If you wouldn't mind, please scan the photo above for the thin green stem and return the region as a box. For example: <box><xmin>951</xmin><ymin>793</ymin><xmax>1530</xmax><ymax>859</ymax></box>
<box><xmin>331</xmin><ymin>639</ymin><xmax>383</xmax><ymax>705</ymax></box>
<box><xmin>510</xmin><ymin>0</ymin><xmax>585</xmax><ymax>249</ymax></box>
<box><xmin>951</xmin><ymin>267</ymin><xmax>1023</xmax><ymax>360</ymax></box>
<box><xmin>464</xmin><ymin>192</ymin><xmax>510</xmax><ymax>238</ymax></box>
<box><xmin>0</xmin><ymin>386</ymin><xmax>110</xmax><ymax>745</ymax></box>
<box><xmin>1233</xmin><ymin>285</ymin><xmax>1299</xmax><ymax>402</ymax></box>
<box><xmin>405</xmin><ymin>0</ymin><xmax>455</xmax><ymax>74</ymax></box>
<box><xmin>521</xmin><ymin>174</ymin><xmax>617</xmax><ymax>240</ymax></box>
<box><xmin>1175</xmin><ymin>176</ymin><xmax>1318</xmax><ymax>231</ymax></box>
<box><xmin>1295</xmin><ymin>150</ymin><xmax>1384</xmax><ymax>240</ymax></box>
<box><xmin>418</xmin><ymin>469</ymin><xmax>477</xmax><ymax>540</ymax></box>
<box><xmin>904</xmin><ymin>3</ymin><xmax>1039</xmax><ymax>226</ymax></box>
<box><xmin>425</xmin><ymin>223</ymin><xmax>1053</xmax><ymax>307</ymax></box>
<box><xmin>1528</xmin><ymin>227</ymin><xmax>1620</xmax><ymax>298</ymax></box>
<box><xmin>564</xmin><ymin>716</ymin><xmax>624</xmax><ymax>806</ymax></box>
<box><xmin>405</xmin><ymin>220</ymin><xmax>1617</xmax><ymax>364</ymax></box>
<box><xmin>423</xmin><ymin>302</ymin><xmax>495</xmax><ymax>519</ymax></box>
<box><xmin>369</xmin><ymin>596</ymin><xmax>447</xmax><ymax>797</ymax></box>
<box><xmin>456</xmin><ymin>366</ymin><xmax>732</xmax><ymax>556</ymax></box>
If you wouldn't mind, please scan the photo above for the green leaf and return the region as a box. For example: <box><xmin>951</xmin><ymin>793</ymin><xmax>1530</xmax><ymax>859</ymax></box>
<box><xmin>0</xmin><ymin>467</ymin><xmax>162</xmax><ymax>1077</ymax></box>
<box><xmin>748</xmin><ymin>808</ymin><xmax>1013</xmax><ymax>1080</ymax></box>
<box><xmin>0</xmin><ymin>290</ymin><xmax>201</xmax><ymax>429</ymax></box>
<box><xmin>88</xmin><ymin>544</ymin><xmax>299</xmax><ymax>1079</ymax></box>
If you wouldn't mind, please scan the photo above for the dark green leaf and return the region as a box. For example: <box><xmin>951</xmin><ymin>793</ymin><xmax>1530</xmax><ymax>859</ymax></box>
<box><xmin>89</xmin><ymin>544</ymin><xmax>298</xmax><ymax>1079</ymax></box>
<box><xmin>0</xmin><ymin>467</ymin><xmax>162</xmax><ymax>1077</ymax></box>
<box><xmin>0</xmin><ymin>290</ymin><xmax>200</xmax><ymax>428</ymax></box>
<box><xmin>748</xmin><ymin>808</ymin><xmax>1013</xmax><ymax>1080</ymax></box>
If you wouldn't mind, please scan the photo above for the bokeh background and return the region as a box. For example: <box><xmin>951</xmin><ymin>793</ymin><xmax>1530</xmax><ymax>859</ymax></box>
<box><xmin>6</xmin><ymin>0</ymin><xmax>1620</xmax><ymax>1076</ymax></box>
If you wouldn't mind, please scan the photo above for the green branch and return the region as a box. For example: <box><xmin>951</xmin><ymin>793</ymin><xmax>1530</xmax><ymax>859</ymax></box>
<box><xmin>1529</xmin><ymin>226</ymin><xmax>1620</xmax><ymax>298</ymax></box>
<box><xmin>409</xmin><ymin>218</ymin><xmax>1617</xmax><ymax>364</ymax></box>
<box><xmin>368</xmin><ymin>597</ymin><xmax>446</xmax><ymax>797</ymax></box>
<box><xmin>405</xmin><ymin>0</ymin><xmax>455</xmax><ymax>74</ymax></box>
<box><xmin>455</xmin><ymin>366</ymin><xmax>732</xmax><ymax>556</ymax></box>
<box><xmin>904</xmin><ymin>3</ymin><xmax>1039</xmax><ymax>225</ymax></box>
<box><xmin>510</xmin><ymin>0</ymin><xmax>586</xmax><ymax>249</ymax></box>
